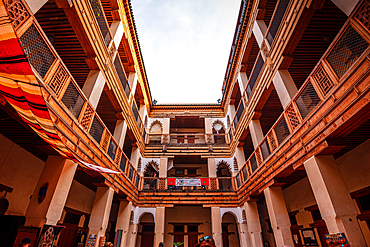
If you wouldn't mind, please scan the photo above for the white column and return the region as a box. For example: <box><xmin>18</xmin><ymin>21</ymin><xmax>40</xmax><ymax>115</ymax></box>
<box><xmin>82</xmin><ymin>70</ymin><xmax>106</xmax><ymax>110</ymax></box>
<box><xmin>244</xmin><ymin>201</ymin><xmax>264</xmax><ymax>247</ymax></box>
<box><xmin>252</xmin><ymin>20</ymin><xmax>268</xmax><ymax>48</ymax></box>
<box><xmin>235</xmin><ymin>147</ymin><xmax>246</xmax><ymax>171</ymax></box>
<box><xmin>159</xmin><ymin>157</ymin><xmax>167</xmax><ymax>178</ymax></box>
<box><xmin>331</xmin><ymin>0</ymin><xmax>360</xmax><ymax>16</ymax></box>
<box><xmin>110</xmin><ymin>21</ymin><xmax>124</xmax><ymax>50</ymax></box>
<box><xmin>208</xmin><ymin>158</ymin><xmax>216</xmax><ymax>178</ymax></box>
<box><xmin>249</xmin><ymin>120</ymin><xmax>264</xmax><ymax>149</ymax></box>
<box><xmin>238</xmin><ymin>72</ymin><xmax>248</xmax><ymax>93</ymax></box>
<box><xmin>128</xmin><ymin>72</ymin><xmax>138</xmax><ymax>98</ymax></box>
<box><xmin>304</xmin><ymin>155</ymin><xmax>367</xmax><ymax>247</ymax></box>
<box><xmin>238</xmin><ymin>222</ymin><xmax>251</xmax><ymax>247</ymax></box>
<box><xmin>116</xmin><ymin>200</ymin><xmax>132</xmax><ymax>247</ymax></box>
<box><xmin>130</xmin><ymin>147</ymin><xmax>140</xmax><ymax>170</ymax></box>
<box><xmin>272</xmin><ymin>70</ymin><xmax>298</xmax><ymax>109</ymax></box>
<box><xmin>127</xmin><ymin>222</ymin><xmax>138</xmax><ymax>247</ymax></box>
<box><xmin>88</xmin><ymin>187</ymin><xmax>115</xmax><ymax>247</ymax></box>
<box><xmin>25</xmin><ymin>156</ymin><xmax>77</xmax><ymax>227</ymax></box>
<box><xmin>228</xmin><ymin>104</ymin><xmax>236</xmax><ymax>124</ymax></box>
<box><xmin>113</xmin><ymin>120</ymin><xmax>128</xmax><ymax>148</ymax></box>
<box><xmin>154</xmin><ymin>207</ymin><xmax>166</xmax><ymax>246</ymax></box>
<box><xmin>205</xmin><ymin>118</ymin><xmax>214</xmax><ymax>144</ymax></box>
<box><xmin>211</xmin><ymin>207</ymin><xmax>223</xmax><ymax>247</ymax></box>
<box><xmin>264</xmin><ymin>187</ymin><xmax>294</xmax><ymax>247</ymax></box>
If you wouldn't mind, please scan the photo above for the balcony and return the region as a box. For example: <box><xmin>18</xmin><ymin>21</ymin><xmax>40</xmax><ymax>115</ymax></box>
<box><xmin>235</xmin><ymin>17</ymin><xmax>370</xmax><ymax>196</ymax></box>
<box><xmin>3</xmin><ymin>0</ymin><xmax>142</xmax><ymax>194</ymax></box>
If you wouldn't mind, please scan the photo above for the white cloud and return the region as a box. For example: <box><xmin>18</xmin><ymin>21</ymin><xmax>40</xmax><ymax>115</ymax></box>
<box><xmin>131</xmin><ymin>0</ymin><xmax>240</xmax><ymax>104</ymax></box>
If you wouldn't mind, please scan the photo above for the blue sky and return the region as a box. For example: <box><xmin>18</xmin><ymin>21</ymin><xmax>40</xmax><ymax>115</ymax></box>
<box><xmin>131</xmin><ymin>0</ymin><xmax>240</xmax><ymax>104</ymax></box>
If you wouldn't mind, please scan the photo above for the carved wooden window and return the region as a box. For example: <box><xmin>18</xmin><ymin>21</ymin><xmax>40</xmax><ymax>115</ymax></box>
<box><xmin>326</xmin><ymin>25</ymin><xmax>369</xmax><ymax>78</ymax></box>
<box><xmin>285</xmin><ymin>104</ymin><xmax>300</xmax><ymax>131</ymax></box>
<box><xmin>19</xmin><ymin>25</ymin><xmax>55</xmax><ymax>78</ymax></box>
<box><xmin>4</xmin><ymin>0</ymin><xmax>30</xmax><ymax>29</ymax></box>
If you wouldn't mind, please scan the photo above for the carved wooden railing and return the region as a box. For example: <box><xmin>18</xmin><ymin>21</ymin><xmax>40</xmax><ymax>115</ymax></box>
<box><xmin>234</xmin><ymin>11</ymin><xmax>370</xmax><ymax>189</ymax></box>
<box><xmin>3</xmin><ymin>0</ymin><xmax>142</xmax><ymax>191</ymax></box>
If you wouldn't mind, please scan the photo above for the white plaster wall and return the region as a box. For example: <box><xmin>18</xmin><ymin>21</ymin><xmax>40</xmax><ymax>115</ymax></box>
<box><xmin>337</xmin><ymin>139</ymin><xmax>370</xmax><ymax>193</ymax></box>
<box><xmin>220</xmin><ymin>207</ymin><xmax>243</xmax><ymax>223</ymax></box>
<box><xmin>64</xmin><ymin>180</ymin><xmax>95</xmax><ymax>214</ymax></box>
<box><xmin>0</xmin><ymin>134</ymin><xmax>44</xmax><ymax>215</ymax></box>
<box><xmin>283</xmin><ymin>178</ymin><xmax>316</xmax><ymax>213</ymax></box>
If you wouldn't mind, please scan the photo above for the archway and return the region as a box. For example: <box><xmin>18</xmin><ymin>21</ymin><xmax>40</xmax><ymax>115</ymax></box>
<box><xmin>221</xmin><ymin>212</ymin><xmax>240</xmax><ymax>247</ymax></box>
<box><xmin>149</xmin><ymin>120</ymin><xmax>163</xmax><ymax>144</ymax></box>
<box><xmin>136</xmin><ymin>212</ymin><xmax>155</xmax><ymax>247</ymax></box>
<box><xmin>213</xmin><ymin>120</ymin><xmax>226</xmax><ymax>143</ymax></box>
<box><xmin>143</xmin><ymin>162</ymin><xmax>159</xmax><ymax>190</ymax></box>
<box><xmin>217</xmin><ymin>162</ymin><xmax>232</xmax><ymax>190</ymax></box>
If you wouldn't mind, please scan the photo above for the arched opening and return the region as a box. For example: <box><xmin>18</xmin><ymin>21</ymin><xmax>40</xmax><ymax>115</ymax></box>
<box><xmin>217</xmin><ymin>162</ymin><xmax>232</xmax><ymax>191</ymax></box>
<box><xmin>143</xmin><ymin>162</ymin><xmax>159</xmax><ymax>190</ymax></box>
<box><xmin>213</xmin><ymin>120</ymin><xmax>226</xmax><ymax>144</ymax></box>
<box><xmin>221</xmin><ymin>212</ymin><xmax>240</xmax><ymax>247</ymax></box>
<box><xmin>149</xmin><ymin>121</ymin><xmax>162</xmax><ymax>144</ymax></box>
<box><xmin>136</xmin><ymin>213</ymin><xmax>155</xmax><ymax>247</ymax></box>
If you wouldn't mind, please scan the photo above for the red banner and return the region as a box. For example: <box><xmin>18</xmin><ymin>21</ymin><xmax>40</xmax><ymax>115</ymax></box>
<box><xmin>200</xmin><ymin>178</ymin><xmax>209</xmax><ymax>186</ymax></box>
<box><xmin>167</xmin><ymin>178</ymin><xmax>176</xmax><ymax>185</ymax></box>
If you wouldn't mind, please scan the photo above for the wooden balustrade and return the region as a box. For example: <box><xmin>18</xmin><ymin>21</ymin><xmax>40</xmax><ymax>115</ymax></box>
<box><xmin>236</xmin><ymin>14</ymin><xmax>370</xmax><ymax>192</ymax></box>
<box><xmin>4</xmin><ymin>0</ymin><xmax>143</xmax><ymax>191</ymax></box>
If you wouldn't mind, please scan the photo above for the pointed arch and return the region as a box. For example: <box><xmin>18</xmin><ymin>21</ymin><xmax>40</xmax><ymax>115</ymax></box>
<box><xmin>149</xmin><ymin>120</ymin><xmax>163</xmax><ymax>134</ymax></box>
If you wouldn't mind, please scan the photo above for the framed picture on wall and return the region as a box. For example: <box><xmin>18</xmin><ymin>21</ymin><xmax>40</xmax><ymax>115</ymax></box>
<box><xmin>301</xmin><ymin>228</ymin><xmax>318</xmax><ymax>246</ymax></box>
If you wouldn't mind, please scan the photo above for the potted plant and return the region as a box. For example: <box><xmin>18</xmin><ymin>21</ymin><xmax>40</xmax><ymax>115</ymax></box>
<box><xmin>173</xmin><ymin>242</ymin><xmax>184</xmax><ymax>247</ymax></box>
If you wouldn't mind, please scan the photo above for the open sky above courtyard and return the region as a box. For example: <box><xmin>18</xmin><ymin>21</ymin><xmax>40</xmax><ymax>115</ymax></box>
<box><xmin>131</xmin><ymin>0</ymin><xmax>241</xmax><ymax>104</ymax></box>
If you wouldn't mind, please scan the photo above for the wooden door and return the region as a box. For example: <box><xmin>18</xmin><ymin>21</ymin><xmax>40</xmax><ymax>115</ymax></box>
<box><xmin>222</xmin><ymin>224</ymin><xmax>229</xmax><ymax>247</ymax></box>
<box><xmin>174</xmin><ymin>234</ymin><xmax>184</xmax><ymax>244</ymax></box>
<box><xmin>141</xmin><ymin>224</ymin><xmax>154</xmax><ymax>247</ymax></box>
<box><xmin>141</xmin><ymin>233</ymin><xmax>154</xmax><ymax>247</ymax></box>
<box><xmin>188</xmin><ymin>234</ymin><xmax>198</xmax><ymax>247</ymax></box>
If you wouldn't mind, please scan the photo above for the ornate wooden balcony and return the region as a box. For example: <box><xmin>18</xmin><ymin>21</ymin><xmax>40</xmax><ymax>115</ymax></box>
<box><xmin>235</xmin><ymin>10</ymin><xmax>370</xmax><ymax>202</ymax></box>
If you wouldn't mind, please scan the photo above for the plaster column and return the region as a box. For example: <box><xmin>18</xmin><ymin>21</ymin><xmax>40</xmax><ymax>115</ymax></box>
<box><xmin>235</xmin><ymin>147</ymin><xmax>246</xmax><ymax>171</ymax></box>
<box><xmin>82</xmin><ymin>70</ymin><xmax>106</xmax><ymax>110</ymax></box>
<box><xmin>154</xmin><ymin>207</ymin><xmax>166</xmax><ymax>246</ymax></box>
<box><xmin>159</xmin><ymin>157</ymin><xmax>167</xmax><ymax>178</ymax></box>
<box><xmin>114</xmin><ymin>120</ymin><xmax>128</xmax><ymax>149</ymax></box>
<box><xmin>158</xmin><ymin>157</ymin><xmax>168</xmax><ymax>190</ymax></box>
<box><xmin>205</xmin><ymin>118</ymin><xmax>214</xmax><ymax>144</ymax></box>
<box><xmin>244</xmin><ymin>201</ymin><xmax>264</xmax><ymax>247</ymax></box>
<box><xmin>116</xmin><ymin>200</ymin><xmax>132</xmax><ymax>247</ymax></box>
<box><xmin>25</xmin><ymin>156</ymin><xmax>77</xmax><ymax>227</ymax></box>
<box><xmin>238</xmin><ymin>222</ymin><xmax>251</xmax><ymax>247</ymax></box>
<box><xmin>304</xmin><ymin>155</ymin><xmax>367</xmax><ymax>247</ymax></box>
<box><xmin>331</xmin><ymin>0</ymin><xmax>360</xmax><ymax>16</ymax></box>
<box><xmin>127</xmin><ymin>222</ymin><xmax>138</xmax><ymax>247</ymax></box>
<box><xmin>110</xmin><ymin>21</ymin><xmax>124</xmax><ymax>50</ymax></box>
<box><xmin>228</xmin><ymin>104</ymin><xmax>236</xmax><ymax>124</ymax></box>
<box><xmin>211</xmin><ymin>207</ymin><xmax>223</xmax><ymax>247</ymax></box>
<box><xmin>264</xmin><ymin>187</ymin><xmax>294</xmax><ymax>247</ymax></box>
<box><xmin>272</xmin><ymin>70</ymin><xmax>298</xmax><ymax>109</ymax></box>
<box><xmin>130</xmin><ymin>147</ymin><xmax>140</xmax><ymax>170</ymax></box>
<box><xmin>249</xmin><ymin>120</ymin><xmax>264</xmax><ymax>149</ymax></box>
<box><xmin>161</xmin><ymin>118</ymin><xmax>170</xmax><ymax>144</ymax></box>
<box><xmin>128</xmin><ymin>72</ymin><xmax>138</xmax><ymax>100</ymax></box>
<box><xmin>88</xmin><ymin>187</ymin><xmax>114</xmax><ymax>247</ymax></box>
<box><xmin>252</xmin><ymin>20</ymin><xmax>268</xmax><ymax>48</ymax></box>
<box><xmin>208</xmin><ymin>158</ymin><xmax>216</xmax><ymax>178</ymax></box>
<box><xmin>237</xmin><ymin>72</ymin><xmax>248</xmax><ymax>93</ymax></box>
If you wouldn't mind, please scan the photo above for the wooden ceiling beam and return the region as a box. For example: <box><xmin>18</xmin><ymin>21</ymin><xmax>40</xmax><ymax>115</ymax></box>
<box><xmin>55</xmin><ymin>0</ymin><xmax>98</xmax><ymax>70</ymax></box>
